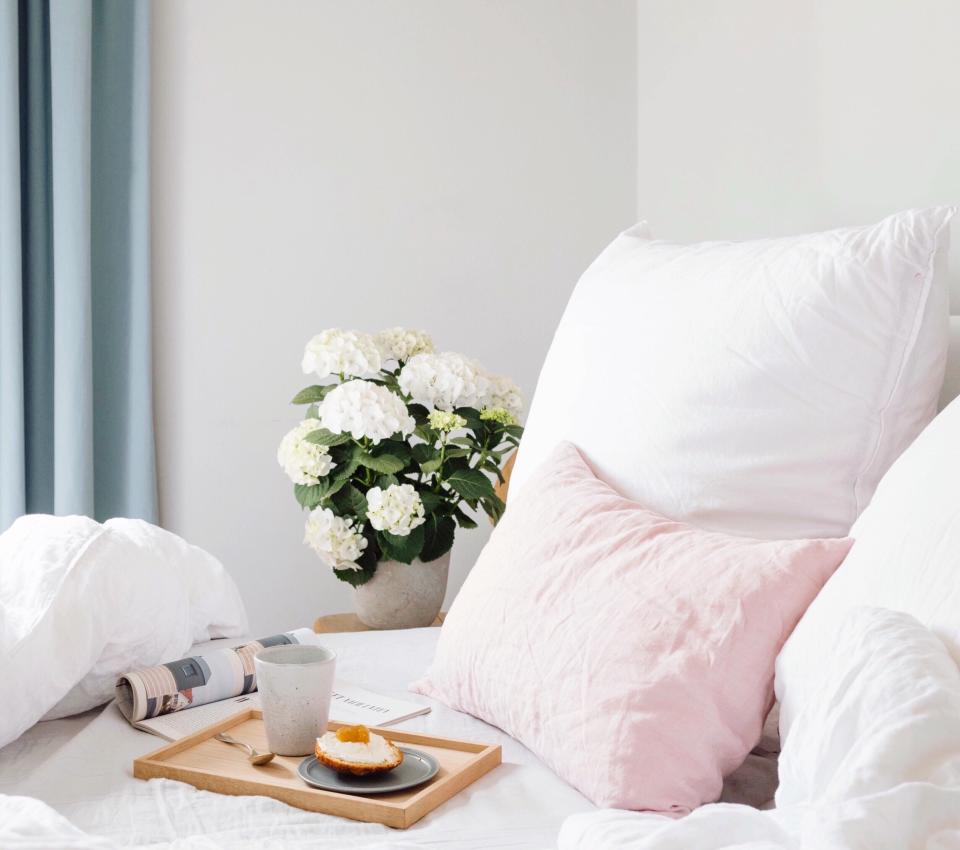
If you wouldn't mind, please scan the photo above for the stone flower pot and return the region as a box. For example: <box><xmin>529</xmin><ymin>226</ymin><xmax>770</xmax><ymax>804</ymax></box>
<box><xmin>354</xmin><ymin>552</ymin><xmax>450</xmax><ymax>629</ymax></box>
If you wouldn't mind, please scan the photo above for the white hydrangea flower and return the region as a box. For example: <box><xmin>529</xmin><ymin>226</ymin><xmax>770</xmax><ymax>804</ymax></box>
<box><xmin>366</xmin><ymin>484</ymin><xmax>426</xmax><ymax>537</ymax></box>
<box><xmin>301</xmin><ymin>329</ymin><xmax>382</xmax><ymax>379</ymax></box>
<box><xmin>398</xmin><ymin>351</ymin><xmax>490</xmax><ymax>411</ymax></box>
<box><xmin>479</xmin><ymin>407</ymin><xmax>517</xmax><ymax>427</ymax></box>
<box><xmin>319</xmin><ymin>379</ymin><xmax>415</xmax><ymax>444</ymax></box>
<box><xmin>483</xmin><ymin>373</ymin><xmax>523</xmax><ymax>418</ymax></box>
<box><xmin>375</xmin><ymin>327</ymin><xmax>435</xmax><ymax>363</ymax></box>
<box><xmin>304</xmin><ymin>507</ymin><xmax>367</xmax><ymax>571</ymax></box>
<box><xmin>427</xmin><ymin>409</ymin><xmax>467</xmax><ymax>432</ymax></box>
<box><xmin>277</xmin><ymin>420</ymin><xmax>337</xmax><ymax>485</ymax></box>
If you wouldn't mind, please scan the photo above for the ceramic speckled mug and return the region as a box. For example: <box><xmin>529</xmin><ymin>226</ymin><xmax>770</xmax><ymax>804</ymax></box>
<box><xmin>254</xmin><ymin>644</ymin><xmax>336</xmax><ymax>756</ymax></box>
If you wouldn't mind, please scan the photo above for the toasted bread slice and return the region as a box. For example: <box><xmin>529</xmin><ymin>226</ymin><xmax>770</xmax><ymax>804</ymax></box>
<box><xmin>314</xmin><ymin>734</ymin><xmax>403</xmax><ymax>776</ymax></box>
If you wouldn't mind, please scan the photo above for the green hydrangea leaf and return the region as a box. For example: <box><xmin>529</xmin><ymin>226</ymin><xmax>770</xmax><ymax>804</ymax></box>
<box><xmin>446</xmin><ymin>467</ymin><xmax>494</xmax><ymax>501</ymax></box>
<box><xmin>420</xmin><ymin>457</ymin><xmax>443</xmax><ymax>474</ymax></box>
<box><xmin>481</xmin><ymin>493</ymin><xmax>506</xmax><ymax>524</ymax></box>
<box><xmin>419</xmin><ymin>490</ymin><xmax>444</xmax><ymax>514</ymax></box>
<box><xmin>412</xmin><ymin>443</ymin><xmax>438</xmax><ymax>465</ymax></box>
<box><xmin>331</xmin><ymin>484</ymin><xmax>368</xmax><ymax>520</ymax></box>
<box><xmin>377</xmin><ymin>524</ymin><xmax>426</xmax><ymax>564</ymax></box>
<box><xmin>455</xmin><ymin>406</ymin><xmax>483</xmax><ymax>430</ymax></box>
<box><xmin>414</xmin><ymin>425</ymin><xmax>437</xmax><ymax>444</ymax></box>
<box><xmin>421</xmin><ymin>514</ymin><xmax>456</xmax><ymax>562</ymax></box>
<box><xmin>294</xmin><ymin>482</ymin><xmax>327</xmax><ymax>509</ymax></box>
<box><xmin>333</xmin><ymin>544</ymin><xmax>377</xmax><ymax>586</ymax></box>
<box><xmin>453</xmin><ymin>506</ymin><xmax>478</xmax><ymax>529</ymax></box>
<box><xmin>407</xmin><ymin>403</ymin><xmax>431</xmax><ymax>424</ymax></box>
<box><xmin>304</xmin><ymin>428</ymin><xmax>351</xmax><ymax>447</ymax></box>
<box><xmin>291</xmin><ymin>385</ymin><xmax>333</xmax><ymax>405</ymax></box>
<box><xmin>375</xmin><ymin>441</ymin><xmax>412</xmax><ymax>464</ymax></box>
<box><xmin>358</xmin><ymin>452</ymin><xmax>406</xmax><ymax>474</ymax></box>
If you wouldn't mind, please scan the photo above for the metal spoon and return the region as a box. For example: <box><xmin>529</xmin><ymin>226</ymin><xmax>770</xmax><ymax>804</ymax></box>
<box><xmin>215</xmin><ymin>732</ymin><xmax>275</xmax><ymax>766</ymax></box>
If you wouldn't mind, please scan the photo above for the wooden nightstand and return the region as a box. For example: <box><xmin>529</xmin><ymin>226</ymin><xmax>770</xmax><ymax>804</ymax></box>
<box><xmin>313</xmin><ymin>612</ymin><xmax>445</xmax><ymax>633</ymax></box>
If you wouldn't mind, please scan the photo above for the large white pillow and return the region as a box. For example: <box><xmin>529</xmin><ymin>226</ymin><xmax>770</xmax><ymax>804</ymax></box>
<box><xmin>512</xmin><ymin>209</ymin><xmax>955</xmax><ymax>539</ymax></box>
<box><xmin>777</xmin><ymin>394</ymin><xmax>960</xmax><ymax>739</ymax></box>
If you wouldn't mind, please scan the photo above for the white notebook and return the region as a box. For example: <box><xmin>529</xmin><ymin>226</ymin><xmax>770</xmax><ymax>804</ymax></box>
<box><xmin>129</xmin><ymin>680</ymin><xmax>430</xmax><ymax>742</ymax></box>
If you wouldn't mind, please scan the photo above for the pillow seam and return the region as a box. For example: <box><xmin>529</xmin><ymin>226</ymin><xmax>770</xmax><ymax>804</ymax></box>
<box><xmin>853</xmin><ymin>210</ymin><xmax>956</xmax><ymax>518</ymax></box>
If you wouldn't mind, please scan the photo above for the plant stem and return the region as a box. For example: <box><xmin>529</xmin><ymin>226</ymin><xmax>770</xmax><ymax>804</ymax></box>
<box><xmin>433</xmin><ymin>434</ymin><xmax>447</xmax><ymax>493</ymax></box>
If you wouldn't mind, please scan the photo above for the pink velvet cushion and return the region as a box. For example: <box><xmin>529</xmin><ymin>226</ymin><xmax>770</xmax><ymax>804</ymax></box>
<box><xmin>412</xmin><ymin>442</ymin><xmax>852</xmax><ymax>814</ymax></box>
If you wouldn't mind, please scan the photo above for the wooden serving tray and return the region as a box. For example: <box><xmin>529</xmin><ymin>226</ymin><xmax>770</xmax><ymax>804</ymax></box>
<box><xmin>133</xmin><ymin>709</ymin><xmax>501</xmax><ymax>829</ymax></box>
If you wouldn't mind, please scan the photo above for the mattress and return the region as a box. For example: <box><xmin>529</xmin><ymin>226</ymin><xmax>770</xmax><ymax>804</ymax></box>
<box><xmin>0</xmin><ymin>627</ymin><xmax>778</xmax><ymax>848</ymax></box>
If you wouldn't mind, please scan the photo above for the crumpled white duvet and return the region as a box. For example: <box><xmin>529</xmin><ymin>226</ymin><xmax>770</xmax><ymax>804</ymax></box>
<box><xmin>559</xmin><ymin>607</ymin><xmax>960</xmax><ymax>850</ymax></box>
<box><xmin>0</xmin><ymin>514</ymin><xmax>248</xmax><ymax>750</ymax></box>
<box><xmin>3</xmin><ymin>587</ymin><xmax>959</xmax><ymax>849</ymax></box>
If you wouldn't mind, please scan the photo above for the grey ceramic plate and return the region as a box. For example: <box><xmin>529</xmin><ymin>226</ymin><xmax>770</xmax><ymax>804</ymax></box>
<box><xmin>298</xmin><ymin>747</ymin><xmax>440</xmax><ymax>795</ymax></box>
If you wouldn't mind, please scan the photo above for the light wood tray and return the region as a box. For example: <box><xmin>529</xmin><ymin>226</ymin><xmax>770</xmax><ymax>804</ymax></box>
<box><xmin>133</xmin><ymin>709</ymin><xmax>501</xmax><ymax>829</ymax></box>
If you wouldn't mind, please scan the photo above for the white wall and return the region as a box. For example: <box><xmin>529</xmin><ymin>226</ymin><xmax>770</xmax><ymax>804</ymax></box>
<box><xmin>635</xmin><ymin>0</ymin><xmax>960</xmax><ymax>302</ymax></box>
<box><xmin>151</xmin><ymin>1</ymin><xmax>637</xmax><ymax>634</ymax></box>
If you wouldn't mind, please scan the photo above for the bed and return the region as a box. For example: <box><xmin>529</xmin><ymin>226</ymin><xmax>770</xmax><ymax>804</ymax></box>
<box><xmin>2</xmin><ymin>218</ymin><xmax>959</xmax><ymax>849</ymax></box>
<box><xmin>0</xmin><ymin>626</ymin><xmax>781</xmax><ymax>849</ymax></box>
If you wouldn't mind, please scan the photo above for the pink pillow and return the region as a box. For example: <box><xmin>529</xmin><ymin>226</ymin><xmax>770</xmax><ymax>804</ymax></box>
<box><xmin>412</xmin><ymin>442</ymin><xmax>852</xmax><ymax>814</ymax></box>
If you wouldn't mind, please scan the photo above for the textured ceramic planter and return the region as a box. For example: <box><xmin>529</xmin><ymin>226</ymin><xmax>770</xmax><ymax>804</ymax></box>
<box><xmin>354</xmin><ymin>553</ymin><xmax>450</xmax><ymax>629</ymax></box>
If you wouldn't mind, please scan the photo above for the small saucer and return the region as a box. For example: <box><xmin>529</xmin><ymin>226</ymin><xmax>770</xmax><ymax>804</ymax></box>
<box><xmin>298</xmin><ymin>747</ymin><xmax>439</xmax><ymax>795</ymax></box>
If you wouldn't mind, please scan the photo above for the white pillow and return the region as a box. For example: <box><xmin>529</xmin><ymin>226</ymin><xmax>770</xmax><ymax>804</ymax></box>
<box><xmin>777</xmin><ymin>607</ymin><xmax>960</xmax><ymax>808</ymax></box>
<box><xmin>511</xmin><ymin>209</ymin><xmax>955</xmax><ymax>539</ymax></box>
<box><xmin>777</xmin><ymin>394</ymin><xmax>960</xmax><ymax>739</ymax></box>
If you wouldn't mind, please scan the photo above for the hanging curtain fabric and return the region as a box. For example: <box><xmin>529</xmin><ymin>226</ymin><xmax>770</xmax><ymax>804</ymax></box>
<box><xmin>0</xmin><ymin>0</ymin><xmax>156</xmax><ymax>531</ymax></box>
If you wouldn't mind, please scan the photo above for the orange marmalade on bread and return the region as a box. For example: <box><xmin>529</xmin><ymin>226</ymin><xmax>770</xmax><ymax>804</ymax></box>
<box><xmin>336</xmin><ymin>724</ymin><xmax>371</xmax><ymax>744</ymax></box>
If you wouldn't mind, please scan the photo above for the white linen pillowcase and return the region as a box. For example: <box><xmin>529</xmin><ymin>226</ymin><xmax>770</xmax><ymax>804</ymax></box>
<box><xmin>777</xmin><ymin>393</ymin><xmax>960</xmax><ymax>739</ymax></box>
<box><xmin>511</xmin><ymin>208</ymin><xmax>955</xmax><ymax>539</ymax></box>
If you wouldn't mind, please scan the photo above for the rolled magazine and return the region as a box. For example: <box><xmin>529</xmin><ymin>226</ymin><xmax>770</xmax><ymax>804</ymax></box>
<box><xmin>115</xmin><ymin>628</ymin><xmax>430</xmax><ymax>741</ymax></box>
<box><xmin>116</xmin><ymin>629</ymin><xmax>317</xmax><ymax>723</ymax></box>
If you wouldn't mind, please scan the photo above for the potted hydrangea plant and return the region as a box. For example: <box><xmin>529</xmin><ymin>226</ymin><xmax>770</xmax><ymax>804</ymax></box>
<box><xmin>278</xmin><ymin>327</ymin><xmax>523</xmax><ymax>628</ymax></box>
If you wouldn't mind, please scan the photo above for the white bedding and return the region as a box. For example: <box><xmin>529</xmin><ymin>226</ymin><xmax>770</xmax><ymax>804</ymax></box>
<box><xmin>0</xmin><ymin>515</ymin><xmax>247</xmax><ymax>748</ymax></box>
<box><xmin>11</xmin><ymin>609</ymin><xmax>951</xmax><ymax>850</ymax></box>
<box><xmin>0</xmin><ymin>629</ymin><xmax>591</xmax><ymax>849</ymax></box>
<box><xmin>0</xmin><ymin>627</ymin><xmax>782</xmax><ymax>849</ymax></box>
<box><xmin>0</xmin><ymin>516</ymin><xmax>587</xmax><ymax>847</ymax></box>
<box><xmin>0</xmin><ymin>708</ymin><xmax>101</xmax><ymax>798</ymax></box>
<box><xmin>10</xmin><ymin>515</ymin><xmax>945</xmax><ymax>850</ymax></box>
<box><xmin>17</xmin><ymin>515</ymin><xmax>937</xmax><ymax>850</ymax></box>
<box><xmin>559</xmin><ymin>608</ymin><xmax>960</xmax><ymax>850</ymax></box>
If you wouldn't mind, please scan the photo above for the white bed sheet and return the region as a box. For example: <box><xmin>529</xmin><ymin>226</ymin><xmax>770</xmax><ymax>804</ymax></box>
<box><xmin>1</xmin><ymin>628</ymin><xmax>591</xmax><ymax>849</ymax></box>
<box><xmin>0</xmin><ymin>627</ymin><xmax>778</xmax><ymax>849</ymax></box>
<box><xmin>0</xmin><ymin>708</ymin><xmax>101</xmax><ymax>797</ymax></box>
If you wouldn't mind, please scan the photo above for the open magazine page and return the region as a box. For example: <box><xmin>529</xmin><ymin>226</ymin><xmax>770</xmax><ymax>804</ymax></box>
<box><xmin>116</xmin><ymin>629</ymin><xmax>430</xmax><ymax>741</ymax></box>
<box><xmin>131</xmin><ymin>693</ymin><xmax>263</xmax><ymax>741</ymax></box>
<box><xmin>328</xmin><ymin>680</ymin><xmax>430</xmax><ymax>727</ymax></box>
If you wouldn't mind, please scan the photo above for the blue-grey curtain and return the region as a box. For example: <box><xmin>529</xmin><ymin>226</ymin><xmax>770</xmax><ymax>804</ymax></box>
<box><xmin>0</xmin><ymin>0</ymin><xmax>156</xmax><ymax>531</ymax></box>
